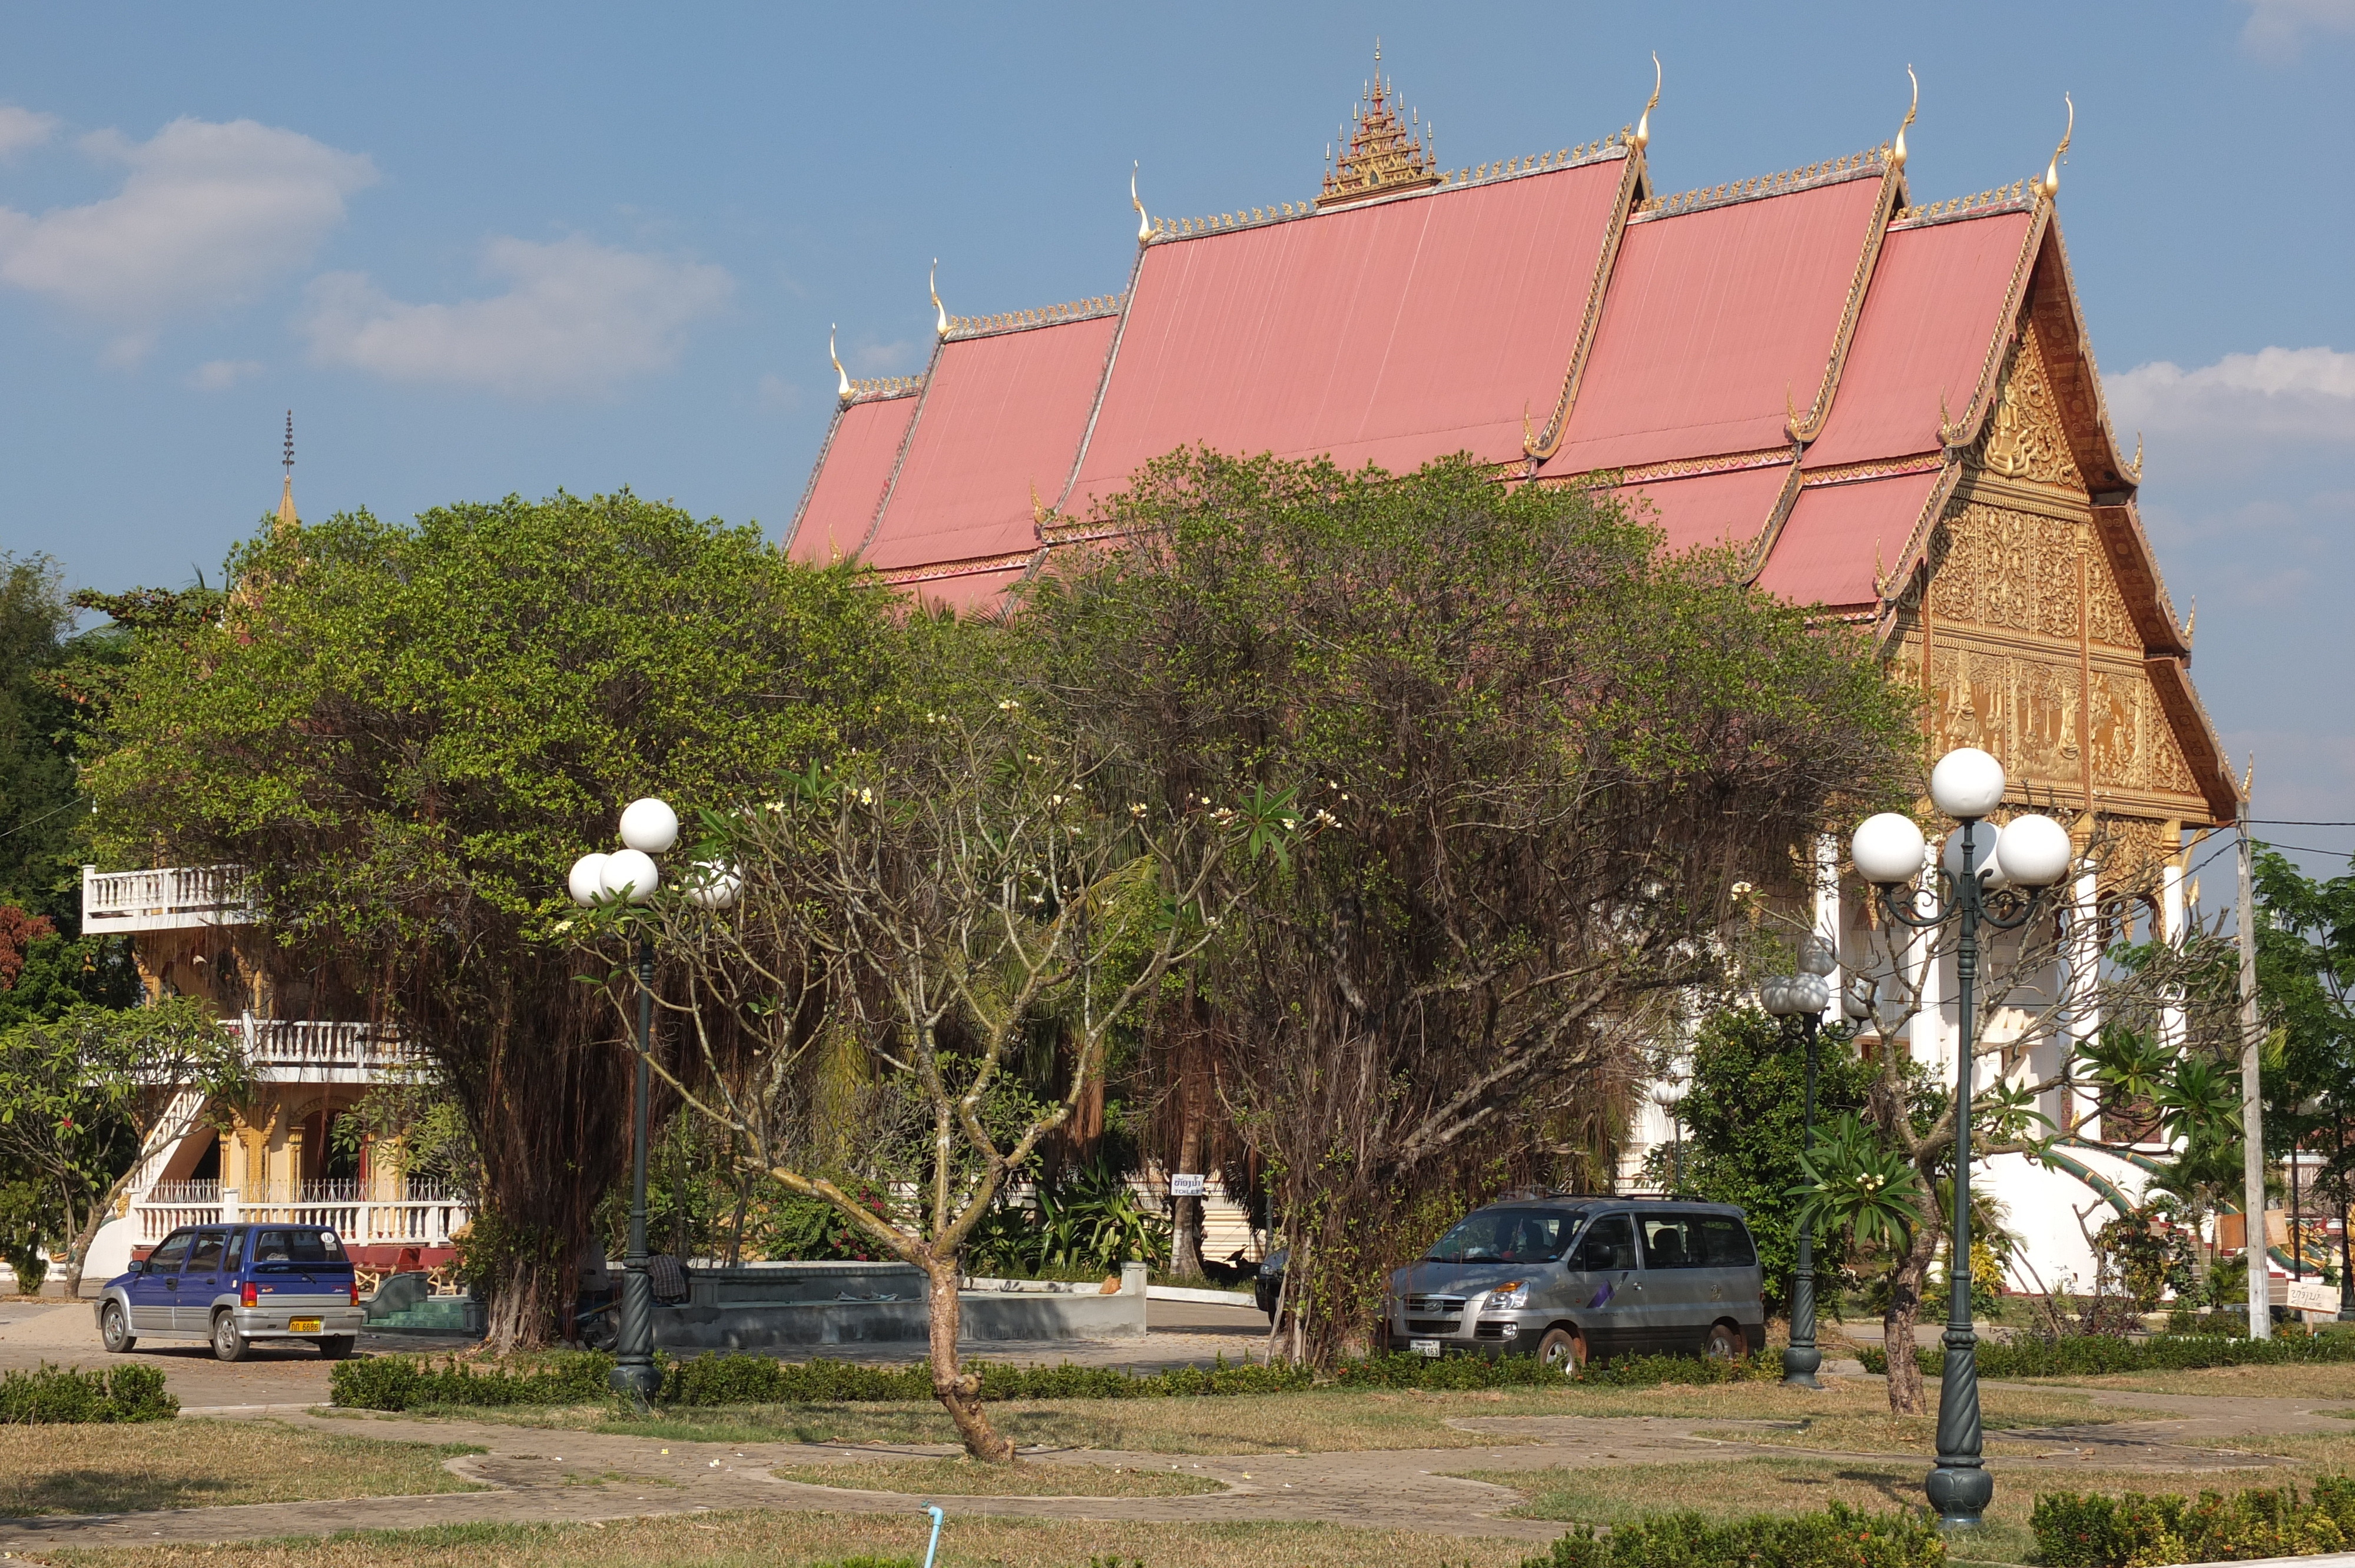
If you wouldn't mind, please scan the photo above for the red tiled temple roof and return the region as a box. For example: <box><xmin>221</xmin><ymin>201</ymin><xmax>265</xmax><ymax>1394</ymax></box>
<box><xmin>863</xmin><ymin>313</ymin><xmax>1120</xmax><ymax>577</ymax></box>
<box><xmin>1536</xmin><ymin>170</ymin><xmax>1890</xmax><ymax>479</ymax></box>
<box><xmin>1065</xmin><ymin>156</ymin><xmax>1630</xmax><ymax>510</ymax></box>
<box><xmin>1611</xmin><ymin>463</ymin><xmax>1794</xmax><ymax>556</ymax></box>
<box><xmin>786</xmin><ymin>393</ymin><xmax>918</xmax><ymax>566</ymax></box>
<box><xmin>1756</xmin><ymin>469</ymin><xmax>1943</xmax><ymax>607</ymax></box>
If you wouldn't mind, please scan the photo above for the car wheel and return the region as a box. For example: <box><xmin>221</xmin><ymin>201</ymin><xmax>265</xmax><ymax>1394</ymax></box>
<box><xmin>100</xmin><ymin>1302</ymin><xmax>136</xmax><ymax>1354</ymax></box>
<box><xmin>1535</xmin><ymin>1327</ymin><xmax>1586</xmax><ymax>1374</ymax></box>
<box><xmin>1703</xmin><ymin>1321</ymin><xmax>1743</xmax><ymax>1360</ymax></box>
<box><xmin>212</xmin><ymin>1311</ymin><xmax>250</xmax><ymax>1363</ymax></box>
<box><xmin>317</xmin><ymin>1336</ymin><xmax>357</xmax><ymax>1360</ymax></box>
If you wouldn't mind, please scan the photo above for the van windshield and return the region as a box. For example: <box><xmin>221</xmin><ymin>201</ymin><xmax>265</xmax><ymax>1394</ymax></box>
<box><xmin>1424</xmin><ymin>1210</ymin><xmax>1575</xmax><ymax>1264</ymax></box>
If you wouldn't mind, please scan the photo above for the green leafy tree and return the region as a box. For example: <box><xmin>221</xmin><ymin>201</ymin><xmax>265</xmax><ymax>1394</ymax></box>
<box><xmin>1673</xmin><ymin>1008</ymin><xmax>1875</xmax><ymax>1314</ymax></box>
<box><xmin>0</xmin><ymin>998</ymin><xmax>249</xmax><ymax>1291</ymax></box>
<box><xmin>0</xmin><ymin>554</ymin><xmax>114</xmax><ymax>928</ymax></box>
<box><xmin>1014</xmin><ymin>451</ymin><xmax>1920</xmax><ymax>1364</ymax></box>
<box><xmin>76</xmin><ymin>493</ymin><xmax>900</xmax><ymax>1348</ymax></box>
<box><xmin>2250</xmin><ymin>849</ymin><xmax>2355</xmax><ymax>1276</ymax></box>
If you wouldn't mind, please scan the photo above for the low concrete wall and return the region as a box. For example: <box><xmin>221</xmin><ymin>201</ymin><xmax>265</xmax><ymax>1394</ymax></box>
<box><xmin>650</xmin><ymin>1261</ymin><xmax>1147</xmax><ymax>1353</ymax></box>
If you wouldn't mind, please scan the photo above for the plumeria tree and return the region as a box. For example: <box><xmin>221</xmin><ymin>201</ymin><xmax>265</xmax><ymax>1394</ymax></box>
<box><xmin>581</xmin><ymin>699</ymin><xmax>1269</xmax><ymax>1461</ymax></box>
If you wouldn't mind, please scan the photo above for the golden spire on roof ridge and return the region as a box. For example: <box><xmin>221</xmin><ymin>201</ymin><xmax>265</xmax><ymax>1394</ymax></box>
<box><xmin>1634</xmin><ymin>52</ymin><xmax>1661</xmax><ymax>151</ymax></box>
<box><xmin>2040</xmin><ymin>93</ymin><xmax>2072</xmax><ymax>200</ymax></box>
<box><xmin>1132</xmin><ymin>162</ymin><xmax>1150</xmax><ymax>242</ymax></box>
<box><xmin>1893</xmin><ymin>65</ymin><xmax>1919</xmax><ymax>170</ymax></box>
<box><xmin>274</xmin><ymin>410</ymin><xmax>297</xmax><ymax>532</ymax></box>
<box><xmin>1315</xmin><ymin>44</ymin><xmax>1442</xmax><ymax>208</ymax></box>
<box><xmin>830</xmin><ymin>325</ymin><xmax>849</xmax><ymax>400</ymax></box>
<box><xmin>930</xmin><ymin>260</ymin><xmax>947</xmax><ymax>337</ymax></box>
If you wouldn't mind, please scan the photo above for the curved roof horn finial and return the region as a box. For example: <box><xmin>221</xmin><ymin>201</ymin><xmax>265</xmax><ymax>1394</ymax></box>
<box><xmin>2041</xmin><ymin>92</ymin><xmax>2073</xmax><ymax>200</ymax></box>
<box><xmin>1893</xmin><ymin>65</ymin><xmax>1919</xmax><ymax>169</ymax></box>
<box><xmin>1132</xmin><ymin>161</ymin><xmax>1150</xmax><ymax>242</ymax></box>
<box><xmin>930</xmin><ymin>259</ymin><xmax>947</xmax><ymax>337</ymax></box>
<box><xmin>830</xmin><ymin>324</ymin><xmax>849</xmax><ymax>400</ymax></box>
<box><xmin>1634</xmin><ymin>52</ymin><xmax>1662</xmax><ymax>150</ymax></box>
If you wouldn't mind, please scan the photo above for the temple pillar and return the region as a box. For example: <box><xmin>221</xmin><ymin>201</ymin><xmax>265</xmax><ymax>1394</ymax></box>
<box><xmin>1909</xmin><ymin>841</ymin><xmax>1948</xmax><ymax>1071</ymax></box>
<box><xmin>2157</xmin><ymin>823</ymin><xmax>2187</xmax><ymax>1059</ymax></box>
<box><xmin>1813</xmin><ymin>832</ymin><xmax>1843</xmax><ymax>1029</ymax></box>
<box><xmin>2066</xmin><ymin>858</ymin><xmax>2102</xmax><ymax>1142</ymax></box>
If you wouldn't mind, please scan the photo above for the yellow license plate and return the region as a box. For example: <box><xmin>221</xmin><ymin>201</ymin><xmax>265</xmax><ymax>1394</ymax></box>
<box><xmin>288</xmin><ymin>1317</ymin><xmax>321</xmax><ymax>1333</ymax></box>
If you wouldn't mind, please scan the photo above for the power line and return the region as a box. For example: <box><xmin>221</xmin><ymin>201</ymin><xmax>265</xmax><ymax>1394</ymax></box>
<box><xmin>2247</xmin><ymin>818</ymin><xmax>2355</xmax><ymax>828</ymax></box>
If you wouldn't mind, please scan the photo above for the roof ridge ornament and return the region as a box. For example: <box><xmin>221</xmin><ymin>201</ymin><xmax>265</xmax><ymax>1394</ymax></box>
<box><xmin>831</xmin><ymin>325</ymin><xmax>850</xmax><ymax>401</ymax></box>
<box><xmin>2040</xmin><ymin>94</ymin><xmax>2073</xmax><ymax>201</ymax></box>
<box><xmin>1132</xmin><ymin>162</ymin><xmax>1150</xmax><ymax>243</ymax></box>
<box><xmin>1893</xmin><ymin>65</ymin><xmax>1918</xmax><ymax>170</ymax></box>
<box><xmin>1315</xmin><ymin>45</ymin><xmax>1442</xmax><ymax>208</ymax></box>
<box><xmin>1634</xmin><ymin>52</ymin><xmax>1661</xmax><ymax>152</ymax></box>
<box><xmin>931</xmin><ymin>260</ymin><xmax>947</xmax><ymax>338</ymax></box>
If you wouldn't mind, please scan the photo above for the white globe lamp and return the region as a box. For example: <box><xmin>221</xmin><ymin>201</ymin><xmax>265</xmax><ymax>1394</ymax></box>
<box><xmin>568</xmin><ymin>852</ymin><xmax>612</xmax><ymax>907</ymax></box>
<box><xmin>1852</xmin><ymin>812</ymin><xmax>1928</xmax><ymax>888</ymax></box>
<box><xmin>600</xmin><ymin>848</ymin><xmax>661</xmax><ymax>905</ymax></box>
<box><xmin>618</xmin><ymin>798</ymin><xmax>679</xmax><ymax>854</ymax></box>
<box><xmin>684</xmin><ymin>861</ymin><xmax>742</xmax><ymax>910</ymax></box>
<box><xmin>1994</xmin><ymin>813</ymin><xmax>2073</xmax><ymax>888</ymax></box>
<box><xmin>1942</xmin><ymin>826</ymin><xmax>2009</xmax><ymax>889</ymax></box>
<box><xmin>1929</xmin><ymin>748</ymin><xmax>2006</xmax><ymax>820</ymax></box>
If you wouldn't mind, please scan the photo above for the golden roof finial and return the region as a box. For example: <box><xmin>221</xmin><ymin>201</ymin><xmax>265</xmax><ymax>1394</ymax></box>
<box><xmin>1634</xmin><ymin>52</ymin><xmax>1661</xmax><ymax>151</ymax></box>
<box><xmin>1316</xmin><ymin>45</ymin><xmax>1442</xmax><ymax>207</ymax></box>
<box><xmin>1893</xmin><ymin>65</ymin><xmax>1919</xmax><ymax>170</ymax></box>
<box><xmin>2040</xmin><ymin>93</ymin><xmax>2073</xmax><ymax>201</ymax></box>
<box><xmin>1132</xmin><ymin>161</ymin><xmax>1150</xmax><ymax>242</ymax></box>
<box><xmin>275</xmin><ymin>410</ymin><xmax>297</xmax><ymax>531</ymax></box>
<box><xmin>2181</xmin><ymin>597</ymin><xmax>2195</xmax><ymax>646</ymax></box>
<box><xmin>930</xmin><ymin>260</ymin><xmax>948</xmax><ymax>337</ymax></box>
<box><xmin>830</xmin><ymin>325</ymin><xmax>849</xmax><ymax>400</ymax></box>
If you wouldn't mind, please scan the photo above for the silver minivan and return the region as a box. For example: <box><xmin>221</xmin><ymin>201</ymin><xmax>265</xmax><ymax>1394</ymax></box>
<box><xmin>1385</xmin><ymin>1198</ymin><xmax>1764</xmax><ymax>1368</ymax></box>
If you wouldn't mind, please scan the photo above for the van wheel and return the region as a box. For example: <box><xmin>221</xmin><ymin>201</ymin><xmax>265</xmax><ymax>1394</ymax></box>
<box><xmin>1536</xmin><ymin>1327</ymin><xmax>1586</xmax><ymax>1374</ymax></box>
<box><xmin>101</xmin><ymin>1302</ymin><xmax>135</xmax><ymax>1353</ymax></box>
<box><xmin>1703</xmin><ymin>1321</ymin><xmax>1743</xmax><ymax>1360</ymax></box>
<box><xmin>212</xmin><ymin>1311</ymin><xmax>250</xmax><ymax>1363</ymax></box>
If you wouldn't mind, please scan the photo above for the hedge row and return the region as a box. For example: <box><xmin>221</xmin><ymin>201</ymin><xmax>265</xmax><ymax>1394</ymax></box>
<box><xmin>330</xmin><ymin>1346</ymin><xmax>1776</xmax><ymax>1411</ymax></box>
<box><xmin>0</xmin><ymin>1361</ymin><xmax>178</xmax><ymax>1423</ymax></box>
<box><xmin>1858</xmin><ymin>1327</ymin><xmax>2355</xmax><ymax>1380</ymax></box>
<box><xmin>1524</xmin><ymin>1503</ymin><xmax>1943</xmax><ymax>1568</ymax></box>
<box><xmin>2033</xmin><ymin>1477</ymin><xmax>2355</xmax><ymax>1567</ymax></box>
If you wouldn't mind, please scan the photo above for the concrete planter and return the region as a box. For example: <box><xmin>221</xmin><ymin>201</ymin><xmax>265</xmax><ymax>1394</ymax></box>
<box><xmin>649</xmin><ymin>1261</ymin><xmax>1148</xmax><ymax>1352</ymax></box>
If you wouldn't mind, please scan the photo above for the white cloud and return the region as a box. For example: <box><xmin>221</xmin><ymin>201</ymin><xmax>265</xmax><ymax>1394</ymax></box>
<box><xmin>0</xmin><ymin>105</ymin><xmax>57</xmax><ymax>158</ymax></box>
<box><xmin>848</xmin><ymin>336</ymin><xmax>920</xmax><ymax>376</ymax></box>
<box><xmin>300</xmin><ymin>235</ymin><xmax>732</xmax><ymax>397</ymax></box>
<box><xmin>0</xmin><ymin>117</ymin><xmax>374</xmax><ymax>354</ymax></box>
<box><xmin>188</xmin><ymin>358</ymin><xmax>264</xmax><ymax>390</ymax></box>
<box><xmin>2106</xmin><ymin>346</ymin><xmax>2355</xmax><ymax>447</ymax></box>
<box><xmin>2241</xmin><ymin>0</ymin><xmax>2355</xmax><ymax>56</ymax></box>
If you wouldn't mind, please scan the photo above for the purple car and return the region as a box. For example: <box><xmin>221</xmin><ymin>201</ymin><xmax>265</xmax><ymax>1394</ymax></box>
<box><xmin>97</xmin><ymin>1223</ymin><xmax>363</xmax><ymax>1362</ymax></box>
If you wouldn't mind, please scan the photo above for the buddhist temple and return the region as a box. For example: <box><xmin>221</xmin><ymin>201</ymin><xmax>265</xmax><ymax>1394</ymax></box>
<box><xmin>789</xmin><ymin>58</ymin><xmax>2250</xmax><ymax>1297</ymax></box>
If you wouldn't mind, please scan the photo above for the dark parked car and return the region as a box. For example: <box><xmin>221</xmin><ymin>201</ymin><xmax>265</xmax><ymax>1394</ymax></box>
<box><xmin>96</xmin><ymin>1222</ymin><xmax>363</xmax><ymax>1362</ymax></box>
<box><xmin>1387</xmin><ymin>1197</ymin><xmax>1764</xmax><ymax>1368</ymax></box>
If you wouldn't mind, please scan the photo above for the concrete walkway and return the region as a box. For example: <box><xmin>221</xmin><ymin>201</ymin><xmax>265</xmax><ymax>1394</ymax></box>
<box><xmin>1</xmin><ymin>1384</ymin><xmax>2347</xmax><ymax>1550</ymax></box>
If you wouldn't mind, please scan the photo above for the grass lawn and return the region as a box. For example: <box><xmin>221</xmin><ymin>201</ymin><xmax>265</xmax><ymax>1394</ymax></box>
<box><xmin>356</xmin><ymin>1371</ymin><xmax>2103</xmax><ymax>1456</ymax></box>
<box><xmin>1985</xmin><ymin>1361</ymin><xmax>2355</xmax><ymax>1402</ymax></box>
<box><xmin>1691</xmin><ymin>1386</ymin><xmax>2125</xmax><ymax>1459</ymax></box>
<box><xmin>27</xmin><ymin>1511</ymin><xmax>1535</xmax><ymax>1568</ymax></box>
<box><xmin>1447</xmin><ymin>1453</ymin><xmax>2255</xmax><ymax>1568</ymax></box>
<box><xmin>767</xmin><ymin>1456</ymin><xmax>1225</xmax><ymax>1497</ymax></box>
<box><xmin>0</xmin><ymin>1418</ymin><xmax>485</xmax><ymax>1517</ymax></box>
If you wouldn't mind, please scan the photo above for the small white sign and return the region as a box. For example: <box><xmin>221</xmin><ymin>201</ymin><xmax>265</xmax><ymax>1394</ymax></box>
<box><xmin>1170</xmin><ymin>1173</ymin><xmax>1207</xmax><ymax>1198</ymax></box>
<box><xmin>2286</xmin><ymin>1278</ymin><xmax>2340</xmax><ymax>1315</ymax></box>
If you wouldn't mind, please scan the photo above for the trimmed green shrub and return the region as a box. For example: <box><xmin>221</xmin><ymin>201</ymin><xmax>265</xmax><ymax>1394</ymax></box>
<box><xmin>332</xmin><ymin>1345</ymin><xmax>1773</xmax><ymax>1411</ymax></box>
<box><xmin>2031</xmin><ymin>1476</ymin><xmax>2355</xmax><ymax>1567</ymax></box>
<box><xmin>1860</xmin><ymin>1327</ymin><xmax>2355</xmax><ymax>1380</ymax></box>
<box><xmin>1523</xmin><ymin>1502</ymin><xmax>1945</xmax><ymax>1567</ymax></box>
<box><xmin>0</xmin><ymin>1360</ymin><xmax>177</xmax><ymax>1423</ymax></box>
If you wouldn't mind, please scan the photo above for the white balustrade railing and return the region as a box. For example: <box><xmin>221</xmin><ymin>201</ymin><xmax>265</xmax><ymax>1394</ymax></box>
<box><xmin>238</xmin><ymin>1014</ymin><xmax>424</xmax><ymax>1075</ymax></box>
<box><xmin>82</xmin><ymin>864</ymin><xmax>253</xmax><ymax>932</ymax></box>
<box><xmin>132</xmin><ymin>1182</ymin><xmax>470</xmax><ymax>1247</ymax></box>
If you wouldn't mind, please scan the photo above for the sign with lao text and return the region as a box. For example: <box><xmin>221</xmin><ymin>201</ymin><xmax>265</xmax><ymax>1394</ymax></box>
<box><xmin>2286</xmin><ymin>1278</ymin><xmax>2340</xmax><ymax>1315</ymax></box>
<box><xmin>1170</xmin><ymin>1173</ymin><xmax>1207</xmax><ymax>1198</ymax></box>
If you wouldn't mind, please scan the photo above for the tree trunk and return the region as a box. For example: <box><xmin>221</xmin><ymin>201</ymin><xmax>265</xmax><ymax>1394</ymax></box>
<box><xmin>1172</xmin><ymin>1117</ymin><xmax>1205</xmax><ymax>1280</ymax></box>
<box><xmin>61</xmin><ymin>1165</ymin><xmax>141</xmax><ymax>1298</ymax></box>
<box><xmin>1882</xmin><ymin>1225</ymin><xmax>1939</xmax><ymax>1416</ymax></box>
<box><xmin>483</xmin><ymin>1252</ymin><xmax>564</xmax><ymax>1356</ymax></box>
<box><xmin>924</xmin><ymin>1254</ymin><xmax>1014</xmax><ymax>1463</ymax></box>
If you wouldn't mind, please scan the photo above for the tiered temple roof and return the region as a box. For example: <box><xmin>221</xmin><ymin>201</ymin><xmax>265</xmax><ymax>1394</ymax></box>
<box><xmin>787</xmin><ymin>63</ymin><xmax>2234</xmax><ymax>825</ymax></box>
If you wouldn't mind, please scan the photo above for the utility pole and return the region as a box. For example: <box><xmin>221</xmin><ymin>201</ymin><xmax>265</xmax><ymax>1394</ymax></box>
<box><xmin>2237</xmin><ymin>760</ymin><xmax>2270</xmax><ymax>1339</ymax></box>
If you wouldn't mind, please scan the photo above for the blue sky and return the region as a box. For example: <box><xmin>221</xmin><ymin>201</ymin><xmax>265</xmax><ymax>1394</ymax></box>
<box><xmin>1</xmin><ymin>1</ymin><xmax>2348</xmax><ymax>887</ymax></box>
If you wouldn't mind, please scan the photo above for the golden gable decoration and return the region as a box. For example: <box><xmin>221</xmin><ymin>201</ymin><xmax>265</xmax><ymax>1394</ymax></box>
<box><xmin>1316</xmin><ymin>49</ymin><xmax>1441</xmax><ymax>208</ymax></box>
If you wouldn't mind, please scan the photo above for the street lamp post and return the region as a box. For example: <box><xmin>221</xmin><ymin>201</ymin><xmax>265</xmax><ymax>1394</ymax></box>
<box><xmin>1849</xmin><ymin>748</ymin><xmax>2074</xmax><ymax>1528</ymax></box>
<box><xmin>568</xmin><ymin>797</ymin><xmax>684</xmax><ymax>1405</ymax></box>
<box><xmin>1763</xmin><ymin>942</ymin><xmax>1836</xmax><ymax>1390</ymax></box>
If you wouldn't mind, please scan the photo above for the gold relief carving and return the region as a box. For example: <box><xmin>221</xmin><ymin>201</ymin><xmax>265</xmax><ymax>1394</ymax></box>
<box><xmin>1925</xmin><ymin>642</ymin><xmax>2201</xmax><ymax>808</ymax></box>
<box><xmin>2091</xmin><ymin>816</ymin><xmax>2169</xmax><ymax>892</ymax></box>
<box><xmin>1924</xmin><ymin>502</ymin><xmax>2140</xmax><ymax>652</ymax></box>
<box><xmin>1971</xmin><ymin>332</ymin><xmax>2084</xmax><ymax>490</ymax></box>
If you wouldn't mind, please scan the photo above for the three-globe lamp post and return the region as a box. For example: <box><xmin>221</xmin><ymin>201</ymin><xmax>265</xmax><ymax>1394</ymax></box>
<box><xmin>1849</xmin><ymin>747</ymin><xmax>2074</xmax><ymax>1527</ymax></box>
<box><xmin>1762</xmin><ymin>941</ymin><xmax>1835</xmax><ymax>1390</ymax></box>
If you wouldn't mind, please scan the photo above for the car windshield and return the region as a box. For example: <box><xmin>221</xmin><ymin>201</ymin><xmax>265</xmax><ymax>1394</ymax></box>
<box><xmin>1423</xmin><ymin>1210</ymin><xmax>1574</xmax><ymax>1264</ymax></box>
